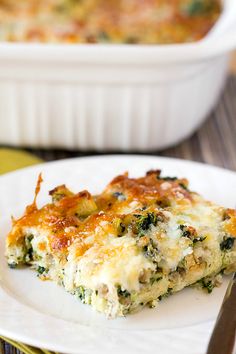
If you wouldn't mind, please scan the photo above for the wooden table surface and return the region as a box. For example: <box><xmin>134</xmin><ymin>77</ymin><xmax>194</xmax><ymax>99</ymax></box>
<box><xmin>1</xmin><ymin>67</ymin><xmax>236</xmax><ymax>354</ymax></box>
<box><xmin>230</xmin><ymin>51</ymin><xmax>236</xmax><ymax>74</ymax></box>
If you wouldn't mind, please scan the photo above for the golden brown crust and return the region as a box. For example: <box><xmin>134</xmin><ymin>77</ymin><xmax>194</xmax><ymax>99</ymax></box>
<box><xmin>6</xmin><ymin>172</ymin><xmax>179</xmax><ymax>245</ymax></box>
<box><xmin>96</xmin><ymin>172</ymin><xmax>192</xmax><ymax>211</ymax></box>
<box><xmin>7</xmin><ymin>170</ymin><xmax>236</xmax><ymax>260</ymax></box>
<box><xmin>224</xmin><ymin>209</ymin><xmax>236</xmax><ymax>236</ymax></box>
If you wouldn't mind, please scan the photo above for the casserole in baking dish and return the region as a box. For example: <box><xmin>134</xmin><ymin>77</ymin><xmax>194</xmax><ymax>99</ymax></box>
<box><xmin>0</xmin><ymin>1</ymin><xmax>235</xmax><ymax>150</ymax></box>
<box><xmin>0</xmin><ymin>0</ymin><xmax>221</xmax><ymax>44</ymax></box>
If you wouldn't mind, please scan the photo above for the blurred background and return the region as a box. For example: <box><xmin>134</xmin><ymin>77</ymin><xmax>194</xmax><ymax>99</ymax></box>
<box><xmin>0</xmin><ymin>0</ymin><xmax>235</xmax><ymax>163</ymax></box>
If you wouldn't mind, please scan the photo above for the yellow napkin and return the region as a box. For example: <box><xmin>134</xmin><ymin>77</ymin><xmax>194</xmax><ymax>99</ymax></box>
<box><xmin>0</xmin><ymin>148</ymin><xmax>42</xmax><ymax>174</ymax></box>
<box><xmin>0</xmin><ymin>148</ymin><xmax>58</xmax><ymax>354</ymax></box>
<box><xmin>0</xmin><ymin>336</ymin><xmax>57</xmax><ymax>354</ymax></box>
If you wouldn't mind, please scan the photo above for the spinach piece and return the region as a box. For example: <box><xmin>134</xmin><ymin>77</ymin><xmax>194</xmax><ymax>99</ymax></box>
<box><xmin>37</xmin><ymin>266</ymin><xmax>47</xmax><ymax>275</ymax></box>
<box><xmin>118</xmin><ymin>222</ymin><xmax>126</xmax><ymax>237</ymax></box>
<box><xmin>179</xmin><ymin>183</ymin><xmax>189</xmax><ymax>191</ymax></box>
<box><xmin>25</xmin><ymin>247</ymin><xmax>33</xmax><ymax>262</ymax></box>
<box><xmin>24</xmin><ymin>235</ymin><xmax>34</xmax><ymax>262</ymax></box>
<box><xmin>157</xmin><ymin>176</ymin><xmax>178</xmax><ymax>181</ymax></box>
<box><xmin>158</xmin><ymin>287</ymin><xmax>173</xmax><ymax>301</ymax></box>
<box><xmin>8</xmin><ymin>262</ymin><xmax>17</xmax><ymax>269</ymax></box>
<box><xmin>179</xmin><ymin>224</ymin><xmax>203</xmax><ymax>242</ymax></box>
<box><xmin>76</xmin><ymin>286</ymin><xmax>86</xmax><ymax>303</ymax></box>
<box><xmin>113</xmin><ymin>192</ymin><xmax>126</xmax><ymax>201</ymax></box>
<box><xmin>193</xmin><ymin>236</ymin><xmax>206</xmax><ymax>244</ymax></box>
<box><xmin>117</xmin><ymin>285</ymin><xmax>130</xmax><ymax>298</ymax></box>
<box><xmin>185</xmin><ymin>1</ymin><xmax>205</xmax><ymax>15</ymax></box>
<box><xmin>179</xmin><ymin>224</ymin><xmax>191</xmax><ymax>238</ymax></box>
<box><xmin>143</xmin><ymin>239</ymin><xmax>159</xmax><ymax>263</ymax></box>
<box><xmin>76</xmin><ymin>286</ymin><xmax>92</xmax><ymax>304</ymax></box>
<box><xmin>220</xmin><ymin>237</ymin><xmax>235</xmax><ymax>251</ymax></box>
<box><xmin>184</xmin><ymin>0</ymin><xmax>213</xmax><ymax>16</ymax></box>
<box><xmin>117</xmin><ymin>286</ymin><xmax>132</xmax><ymax>307</ymax></box>
<box><xmin>199</xmin><ymin>279</ymin><xmax>214</xmax><ymax>293</ymax></box>
<box><xmin>135</xmin><ymin>212</ymin><xmax>158</xmax><ymax>236</ymax></box>
<box><xmin>220</xmin><ymin>268</ymin><xmax>226</xmax><ymax>275</ymax></box>
<box><xmin>180</xmin><ymin>225</ymin><xmax>206</xmax><ymax>243</ymax></box>
<box><xmin>27</xmin><ymin>235</ymin><xmax>33</xmax><ymax>242</ymax></box>
<box><xmin>150</xmin><ymin>276</ymin><xmax>162</xmax><ymax>286</ymax></box>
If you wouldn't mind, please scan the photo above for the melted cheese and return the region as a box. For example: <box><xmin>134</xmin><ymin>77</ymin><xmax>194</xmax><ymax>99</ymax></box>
<box><xmin>5</xmin><ymin>169</ymin><xmax>236</xmax><ymax>318</ymax></box>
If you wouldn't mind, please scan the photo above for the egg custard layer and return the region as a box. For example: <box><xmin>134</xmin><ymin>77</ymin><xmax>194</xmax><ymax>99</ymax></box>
<box><xmin>6</xmin><ymin>170</ymin><xmax>236</xmax><ymax>318</ymax></box>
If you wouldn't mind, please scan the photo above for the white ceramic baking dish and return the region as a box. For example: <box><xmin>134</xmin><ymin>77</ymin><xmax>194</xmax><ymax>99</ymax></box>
<box><xmin>0</xmin><ymin>0</ymin><xmax>235</xmax><ymax>151</ymax></box>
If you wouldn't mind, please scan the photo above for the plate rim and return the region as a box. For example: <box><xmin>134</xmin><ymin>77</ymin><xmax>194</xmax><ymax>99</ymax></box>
<box><xmin>0</xmin><ymin>154</ymin><xmax>235</xmax><ymax>182</ymax></box>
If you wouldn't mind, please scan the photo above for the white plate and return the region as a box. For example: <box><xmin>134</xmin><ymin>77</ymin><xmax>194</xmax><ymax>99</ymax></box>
<box><xmin>0</xmin><ymin>155</ymin><xmax>235</xmax><ymax>354</ymax></box>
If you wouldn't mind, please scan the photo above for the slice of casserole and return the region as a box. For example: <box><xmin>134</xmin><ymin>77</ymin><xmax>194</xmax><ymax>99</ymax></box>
<box><xmin>6</xmin><ymin>170</ymin><xmax>236</xmax><ymax>318</ymax></box>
